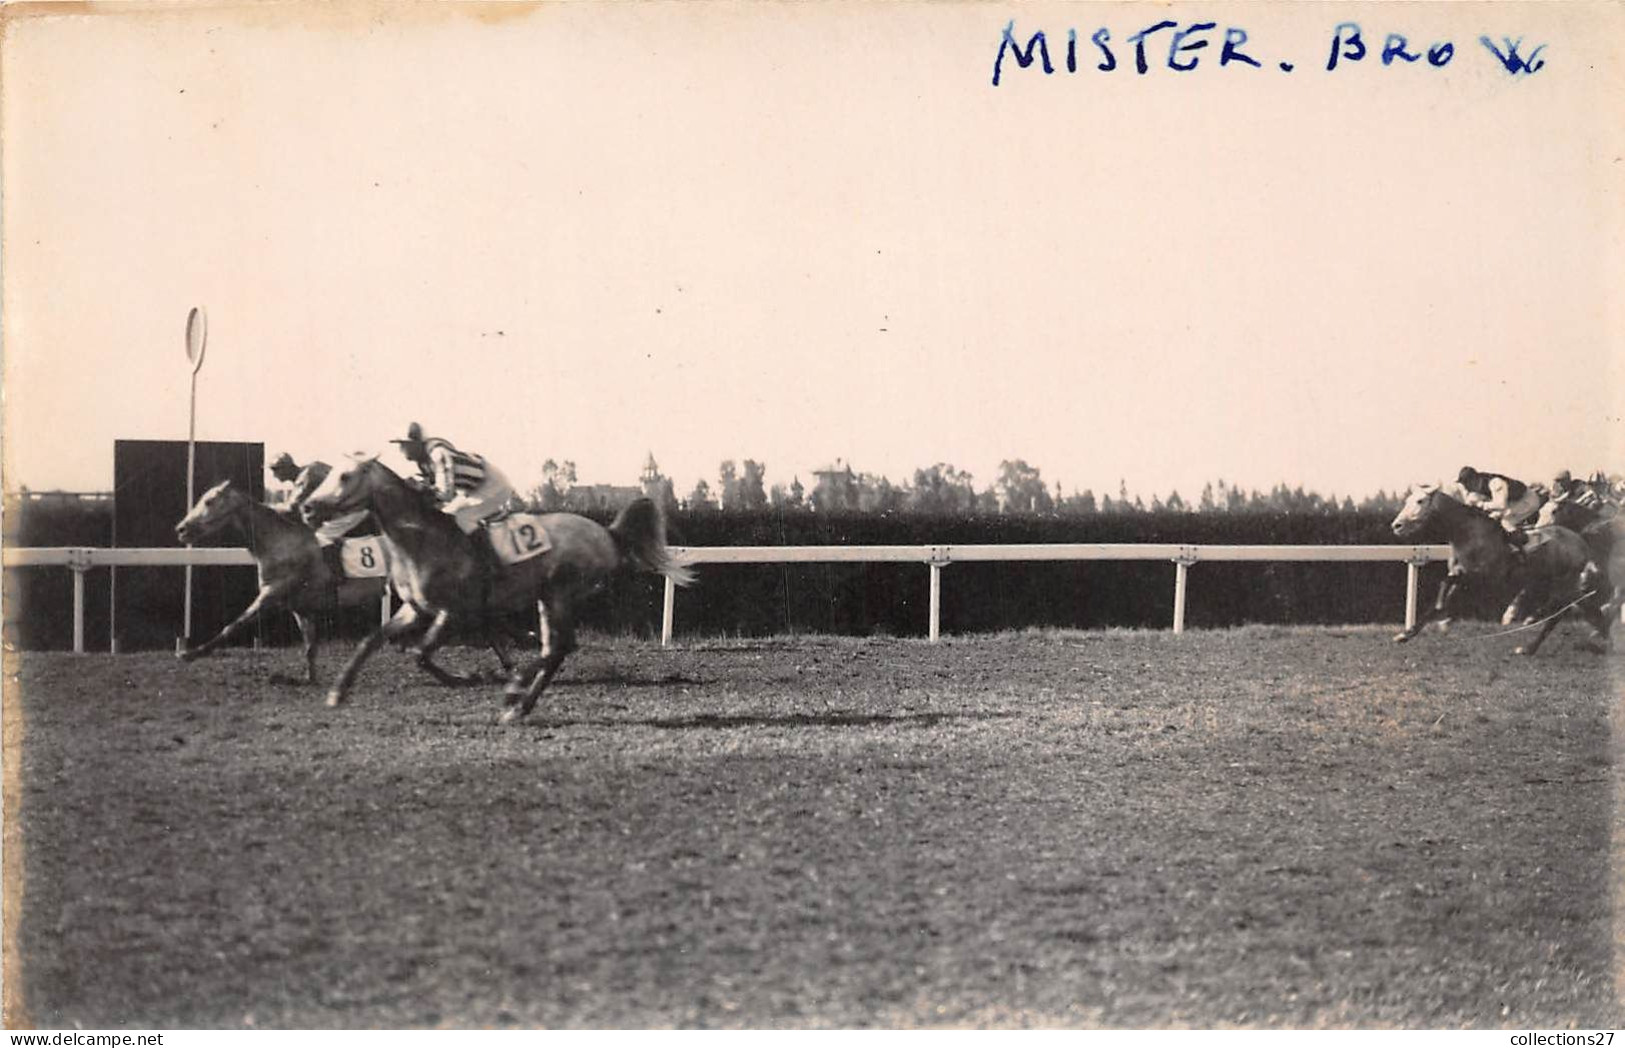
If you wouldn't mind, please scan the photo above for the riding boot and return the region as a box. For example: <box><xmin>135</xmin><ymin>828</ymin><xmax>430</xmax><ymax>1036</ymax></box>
<box><xmin>475</xmin><ymin>522</ymin><xmax>504</xmax><ymax>572</ymax></box>
<box><xmin>320</xmin><ymin>541</ymin><xmax>346</xmax><ymax>580</ymax></box>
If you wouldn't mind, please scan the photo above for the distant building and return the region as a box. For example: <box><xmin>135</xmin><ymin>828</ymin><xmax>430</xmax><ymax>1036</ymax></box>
<box><xmin>640</xmin><ymin>453</ymin><xmax>661</xmax><ymax>497</ymax></box>
<box><xmin>566</xmin><ymin>453</ymin><xmax>664</xmax><ymax>512</ymax></box>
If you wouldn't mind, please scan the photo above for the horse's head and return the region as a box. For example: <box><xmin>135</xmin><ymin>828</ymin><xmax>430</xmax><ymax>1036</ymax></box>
<box><xmin>1390</xmin><ymin>483</ymin><xmax>1446</xmax><ymax>538</ymax></box>
<box><xmin>176</xmin><ymin>480</ymin><xmax>245</xmax><ymax>544</ymax></box>
<box><xmin>301</xmin><ymin>454</ymin><xmax>381</xmax><ymax>526</ymax></box>
<box><xmin>1535</xmin><ymin>493</ymin><xmax>1595</xmax><ymax>532</ymax></box>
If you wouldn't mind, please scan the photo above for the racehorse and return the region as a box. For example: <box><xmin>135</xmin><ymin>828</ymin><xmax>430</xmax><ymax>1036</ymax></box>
<box><xmin>174</xmin><ymin>480</ymin><xmax>526</xmax><ymax>685</ymax></box>
<box><xmin>301</xmin><ymin>456</ymin><xmax>694</xmax><ymax>722</ymax></box>
<box><xmin>1533</xmin><ymin>495</ymin><xmax>1623</xmax><ymax>627</ymax></box>
<box><xmin>1389</xmin><ymin>484</ymin><xmax>1608</xmax><ymax>654</ymax></box>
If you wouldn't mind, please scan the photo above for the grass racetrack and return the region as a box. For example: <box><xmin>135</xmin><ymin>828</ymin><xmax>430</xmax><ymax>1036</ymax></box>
<box><xmin>5</xmin><ymin>625</ymin><xmax>1623</xmax><ymax>1028</ymax></box>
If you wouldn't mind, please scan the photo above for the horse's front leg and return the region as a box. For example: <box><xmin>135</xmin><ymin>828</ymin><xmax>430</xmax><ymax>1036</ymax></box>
<box><xmin>1395</xmin><ymin>575</ymin><xmax>1458</xmax><ymax>642</ymax></box>
<box><xmin>1576</xmin><ymin>597</ymin><xmax>1613</xmax><ymax>650</ymax></box>
<box><xmin>178</xmin><ymin>584</ymin><xmax>287</xmax><ymax>662</ymax></box>
<box><xmin>483</xmin><ymin>623</ymin><xmax>518</xmax><ymax>683</ymax></box>
<box><xmin>411</xmin><ymin>609</ymin><xmax>483</xmax><ymax>687</ymax></box>
<box><xmin>327</xmin><ymin>602</ymin><xmax>425</xmax><ymax>707</ymax></box>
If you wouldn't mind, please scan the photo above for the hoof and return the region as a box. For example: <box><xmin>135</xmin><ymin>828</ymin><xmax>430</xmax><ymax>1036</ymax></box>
<box><xmin>1392</xmin><ymin>632</ymin><xmax>1412</xmax><ymax>644</ymax></box>
<box><xmin>498</xmin><ymin>706</ymin><xmax>524</xmax><ymax>725</ymax></box>
<box><xmin>176</xmin><ymin>648</ymin><xmax>198</xmax><ymax>663</ymax></box>
<box><xmin>1513</xmin><ymin>646</ymin><xmax>1531</xmax><ymax>656</ymax></box>
<box><xmin>325</xmin><ymin>690</ymin><xmax>346</xmax><ymax>708</ymax></box>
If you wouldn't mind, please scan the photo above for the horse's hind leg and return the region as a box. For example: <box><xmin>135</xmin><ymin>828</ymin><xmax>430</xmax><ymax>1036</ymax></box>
<box><xmin>269</xmin><ymin>610</ymin><xmax>320</xmax><ymax>685</ymax></box>
<box><xmin>501</xmin><ymin>605</ymin><xmax>576</xmax><ymax>724</ymax></box>
<box><xmin>1576</xmin><ymin>597</ymin><xmax>1613</xmax><ymax>649</ymax></box>
<box><xmin>328</xmin><ymin>602</ymin><xmax>425</xmax><ymax>707</ymax></box>
<box><xmin>1515</xmin><ymin>609</ymin><xmax>1566</xmax><ymax>656</ymax></box>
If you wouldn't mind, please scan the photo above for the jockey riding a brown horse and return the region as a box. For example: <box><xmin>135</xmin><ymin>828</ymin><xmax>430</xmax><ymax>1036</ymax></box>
<box><xmin>174</xmin><ymin>480</ymin><xmax>525</xmax><ymax>685</ymax></box>
<box><xmin>1391</xmin><ymin>483</ymin><xmax>1608</xmax><ymax>654</ymax></box>
<box><xmin>302</xmin><ymin>455</ymin><xmax>693</xmax><ymax>723</ymax></box>
<box><xmin>1534</xmin><ymin>486</ymin><xmax>1624</xmax><ymax>632</ymax></box>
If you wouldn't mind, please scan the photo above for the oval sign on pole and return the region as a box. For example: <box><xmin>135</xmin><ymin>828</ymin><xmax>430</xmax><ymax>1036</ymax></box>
<box><xmin>185</xmin><ymin>306</ymin><xmax>208</xmax><ymax>374</ymax></box>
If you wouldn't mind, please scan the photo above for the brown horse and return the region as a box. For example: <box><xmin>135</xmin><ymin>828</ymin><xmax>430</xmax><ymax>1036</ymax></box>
<box><xmin>1389</xmin><ymin>483</ymin><xmax>1607</xmax><ymax>654</ymax></box>
<box><xmin>301</xmin><ymin>456</ymin><xmax>693</xmax><ymax>722</ymax></box>
<box><xmin>1533</xmin><ymin>495</ymin><xmax>1623</xmax><ymax>628</ymax></box>
<box><xmin>174</xmin><ymin>480</ymin><xmax>524</xmax><ymax>685</ymax></box>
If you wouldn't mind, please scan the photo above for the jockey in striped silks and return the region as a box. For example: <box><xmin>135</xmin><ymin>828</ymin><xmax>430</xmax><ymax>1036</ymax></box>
<box><xmin>391</xmin><ymin>422</ymin><xmax>516</xmax><ymax>534</ymax></box>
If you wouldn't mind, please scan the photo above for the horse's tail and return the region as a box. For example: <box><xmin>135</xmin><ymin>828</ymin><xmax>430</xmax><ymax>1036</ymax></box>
<box><xmin>608</xmin><ymin>498</ymin><xmax>695</xmax><ymax>587</ymax></box>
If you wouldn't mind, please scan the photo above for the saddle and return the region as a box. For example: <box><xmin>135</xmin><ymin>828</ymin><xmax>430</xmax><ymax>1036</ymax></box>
<box><xmin>317</xmin><ymin>536</ymin><xmax>390</xmax><ymax>581</ymax></box>
<box><xmin>476</xmin><ymin>509</ymin><xmax>553</xmax><ymax>567</ymax></box>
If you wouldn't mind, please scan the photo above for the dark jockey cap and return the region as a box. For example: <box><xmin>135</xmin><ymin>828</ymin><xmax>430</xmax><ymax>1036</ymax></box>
<box><xmin>391</xmin><ymin>422</ymin><xmax>428</xmax><ymax>454</ymax></box>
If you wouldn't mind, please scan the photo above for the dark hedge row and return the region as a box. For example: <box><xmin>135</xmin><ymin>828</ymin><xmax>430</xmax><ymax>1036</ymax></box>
<box><xmin>634</xmin><ymin>508</ymin><xmax>1455</xmax><ymax>639</ymax></box>
<box><xmin>5</xmin><ymin>505</ymin><xmax>1464</xmax><ymax>651</ymax></box>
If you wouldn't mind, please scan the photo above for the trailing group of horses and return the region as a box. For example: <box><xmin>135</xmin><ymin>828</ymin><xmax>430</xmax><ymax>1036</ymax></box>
<box><xmin>171</xmin><ymin>460</ymin><xmax>1622</xmax><ymax>725</ymax></box>
<box><xmin>1388</xmin><ymin>481</ymin><xmax>1623</xmax><ymax>656</ymax></box>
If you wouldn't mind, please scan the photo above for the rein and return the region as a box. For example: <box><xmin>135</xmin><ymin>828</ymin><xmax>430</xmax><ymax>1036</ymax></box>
<box><xmin>1468</xmin><ymin>589</ymin><xmax>1600</xmax><ymax>641</ymax></box>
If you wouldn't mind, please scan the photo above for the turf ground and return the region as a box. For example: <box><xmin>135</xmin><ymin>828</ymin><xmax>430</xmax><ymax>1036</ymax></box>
<box><xmin>5</xmin><ymin>624</ymin><xmax>1622</xmax><ymax>1028</ymax></box>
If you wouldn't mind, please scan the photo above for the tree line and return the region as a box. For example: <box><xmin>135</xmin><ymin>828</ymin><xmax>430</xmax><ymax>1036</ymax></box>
<box><xmin>522</xmin><ymin>456</ymin><xmax>1408</xmax><ymax>517</ymax></box>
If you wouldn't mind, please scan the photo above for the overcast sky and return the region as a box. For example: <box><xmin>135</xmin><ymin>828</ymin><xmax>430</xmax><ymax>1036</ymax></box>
<box><xmin>4</xmin><ymin>1</ymin><xmax>1622</xmax><ymax>502</ymax></box>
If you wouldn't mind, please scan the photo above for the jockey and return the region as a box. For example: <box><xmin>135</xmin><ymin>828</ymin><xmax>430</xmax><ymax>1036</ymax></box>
<box><xmin>390</xmin><ymin>422</ymin><xmax>516</xmax><ymax>536</ymax></box>
<box><xmin>1456</xmin><ymin>466</ymin><xmax>1542</xmax><ymax>536</ymax></box>
<box><xmin>270</xmin><ymin>452</ymin><xmax>367</xmax><ymax>546</ymax></box>
<box><xmin>1548</xmin><ymin>469</ymin><xmax>1607</xmax><ymax>512</ymax></box>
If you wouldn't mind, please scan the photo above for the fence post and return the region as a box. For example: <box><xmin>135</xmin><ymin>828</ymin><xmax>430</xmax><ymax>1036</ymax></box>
<box><xmin>928</xmin><ymin>548</ymin><xmax>951</xmax><ymax>643</ymax></box>
<box><xmin>1405</xmin><ymin>561</ymin><xmax>1420</xmax><ymax>632</ymax></box>
<box><xmin>1172</xmin><ymin>549</ymin><xmax>1198</xmax><ymax>635</ymax></box>
<box><xmin>662</xmin><ymin>575</ymin><xmax>676</xmax><ymax>647</ymax></box>
<box><xmin>929</xmin><ymin>563</ymin><xmax>941</xmax><ymax>642</ymax></box>
<box><xmin>72</xmin><ymin>565</ymin><xmax>86</xmax><ymax>654</ymax></box>
<box><xmin>68</xmin><ymin>549</ymin><xmax>92</xmax><ymax>654</ymax></box>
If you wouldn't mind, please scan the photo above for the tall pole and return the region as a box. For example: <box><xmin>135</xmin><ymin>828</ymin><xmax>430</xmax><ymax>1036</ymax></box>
<box><xmin>181</xmin><ymin>307</ymin><xmax>208</xmax><ymax>650</ymax></box>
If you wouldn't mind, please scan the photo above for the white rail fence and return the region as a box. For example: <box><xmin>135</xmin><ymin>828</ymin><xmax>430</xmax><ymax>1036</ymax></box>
<box><xmin>3</xmin><ymin>543</ymin><xmax>1451</xmax><ymax>653</ymax></box>
<box><xmin>1</xmin><ymin>547</ymin><xmax>388</xmax><ymax>654</ymax></box>
<box><xmin>662</xmin><ymin>544</ymin><xmax>1452</xmax><ymax>645</ymax></box>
